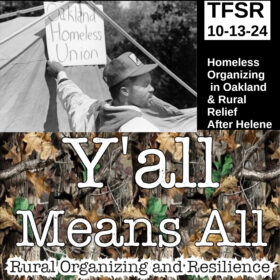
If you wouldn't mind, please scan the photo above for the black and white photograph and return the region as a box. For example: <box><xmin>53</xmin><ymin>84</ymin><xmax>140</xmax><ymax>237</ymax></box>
<box><xmin>0</xmin><ymin>1</ymin><xmax>197</xmax><ymax>132</ymax></box>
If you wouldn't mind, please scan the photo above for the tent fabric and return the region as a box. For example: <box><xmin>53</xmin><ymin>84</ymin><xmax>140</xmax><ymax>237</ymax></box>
<box><xmin>0</xmin><ymin>16</ymin><xmax>111</xmax><ymax>131</ymax></box>
<box><xmin>143</xmin><ymin>107</ymin><xmax>197</xmax><ymax>132</ymax></box>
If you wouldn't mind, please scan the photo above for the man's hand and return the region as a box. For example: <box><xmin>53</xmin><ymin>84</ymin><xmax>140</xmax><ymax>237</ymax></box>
<box><xmin>46</xmin><ymin>61</ymin><xmax>64</xmax><ymax>78</ymax></box>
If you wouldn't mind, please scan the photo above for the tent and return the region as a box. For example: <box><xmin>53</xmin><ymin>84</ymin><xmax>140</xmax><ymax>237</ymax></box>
<box><xmin>0</xmin><ymin>16</ymin><xmax>111</xmax><ymax>131</ymax></box>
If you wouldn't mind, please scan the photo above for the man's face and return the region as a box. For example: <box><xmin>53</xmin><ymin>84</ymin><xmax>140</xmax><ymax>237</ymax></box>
<box><xmin>126</xmin><ymin>73</ymin><xmax>154</xmax><ymax>108</ymax></box>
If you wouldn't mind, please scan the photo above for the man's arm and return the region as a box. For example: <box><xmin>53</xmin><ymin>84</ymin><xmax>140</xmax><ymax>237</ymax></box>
<box><xmin>46</xmin><ymin>61</ymin><xmax>97</xmax><ymax>131</ymax></box>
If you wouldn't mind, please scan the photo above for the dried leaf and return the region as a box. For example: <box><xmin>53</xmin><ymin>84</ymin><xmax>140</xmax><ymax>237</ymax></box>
<box><xmin>23</xmin><ymin>133</ymin><xmax>43</xmax><ymax>157</ymax></box>
<box><xmin>40</xmin><ymin>140</ymin><xmax>58</xmax><ymax>161</ymax></box>
<box><xmin>212</xmin><ymin>175</ymin><xmax>238</xmax><ymax>198</ymax></box>
<box><xmin>260</xmin><ymin>205</ymin><xmax>280</xmax><ymax>230</ymax></box>
<box><xmin>106</xmin><ymin>248</ymin><xmax>118</xmax><ymax>260</ymax></box>
<box><xmin>270</xmin><ymin>147</ymin><xmax>280</xmax><ymax>165</ymax></box>
<box><xmin>188</xmin><ymin>230</ymin><xmax>222</xmax><ymax>259</ymax></box>
<box><xmin>275</xmin><ymin>253</ymin><xmax>280</xmax><ymax>264</ymax></box>
<box><xmin>168</xmin><ymin>187</ymin><xmax>184</xmax><ymax>199</ymax></box>
<box><xmin>181</xmin><ymin>243</ymin><xmax>200</xmax><ymax>258</ymax></box>
<box><xmin>122</xmin><ymin>204</ymin><xmax>148</xmax><ymax>220</ymax></box>
<box><xmin>271</xmin><ymin>196</ymin><xmax>280</xmax><ymax>207</ymax></box>
<box><xmin>5</xmin><ymin>196</ymin><xmax>15</xmax><ymax>208</ymax></box>
<box><xmin>122</xmin><ymin>205</ymin><xmax>149</xmax><ymax>230</ymax></box>
<box><xmin>4</xmin><ymin>145</ymin><xmax>21</xmax><ymax>164</ymax></box>
<box><xmin>23</xmin><ymin>133</ymin><xmax>57</xmax><ymax>160</ymax></box>
<box><xmin>202</xmin><ymin>234</ymin><xmax>223</xmax><ymax>259</ymax></box>
<box><xmin>194</xmin><ymin>207</ymin><xmax>212</xmax><ymax>229</ymax></box>
<box><xmin>26</xmin><ymin>171</ymin><xmax>50</xmax><ymax>198</ymax></box>
<box><xmin>238</xmin><ymin>247</ymin><xmax>251</xmax><ymax>258</ymax></box>
<box><xmin>268</xmin><ymin>141</ymin><xmax>275</xmax><ymax>152</ymax></box>
<box><xmin>78</xmin><ymin>204</ymin><xmax>100</xmax><ymax>226</ymax></box>
<box><xmin>219</xmin><ymin>208</ymin><xmax>239</xmax><ymax>235</ymax></box>
<box><xmin>156</xmin><ymin>133</ymin><xmax>184</xmax><ymax>161</ymax></box>
<box><xmin>233</xmin><ymin>276</ymin><xmax>243</xmax><ymax>280</ymax></box>
<box><xmin>88</xmin><ymin>133</ymin><xmax>97</xmax><ymax>142</ymax></box>
<box><xmin>67</xmin><ymin>204</ymin><xmax>109</xmax><ymax>235</ymax></box>
<box><xmin>138</xmin><ymin>196</ymin><xmax>149</xmax><ymax>208</ymax></box>
<box><xmin>8</xmin><ymin>185</ymin><xmax>17</xmax><ymax>197</ymax></box>
<box><xmin>220</xmin><ymin>175</ymin><xmax>238</xmax><ymax>189</ymax></box>
<box><xmin>218</xmin><ymin>130</ymin><xmax>240</xmax><ymax>152</ymax></box>
<box><xmin>273</xmin><ymin>253</ymin><xmax>280</xmax><ymax>279</ymax></box>
<box><xmin>2</xmin><ymin>141</ymin><xmax>10</xmax><ymax>152</ymax></box>
<box><xmin>242</xmin><ymin>130</ymin><xmax>259</xmax><ymax>145</ymax></box>
<box><xmin>0</xmin><ymin>205</ymin><xmax>22</xmax><ymax>231</ymax></box>
<box><xmin>256</xmin><ymin>247</ymin><xmax>265</xmax><ymax>260</ymax></box>
<box><xmin>0</xmin><ymin>229</ymin><xmax>9</xmax><ymax>245</ymax></box>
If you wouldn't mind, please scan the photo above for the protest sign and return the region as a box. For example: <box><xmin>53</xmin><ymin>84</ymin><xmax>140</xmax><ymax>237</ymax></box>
<box><xmin>44</xmin><ymin>2</ymin><xmax>107</xmax><ymax>66</ymax></box>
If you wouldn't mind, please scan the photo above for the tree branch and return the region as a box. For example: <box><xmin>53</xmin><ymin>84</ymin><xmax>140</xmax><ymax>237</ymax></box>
<box><xmin>233</xmin><ymin>130</ymin><xmax>275</xmax><ymax>176</ymax></box>
<box><xmin>238</xmin><ymin>166</ymin><xmax>280</xmax><ymax>181</ymax></box>
<box><xmin>0</xmin><ymin>153</ymin><xmax>65</xmax><ymax>181</ymax></box>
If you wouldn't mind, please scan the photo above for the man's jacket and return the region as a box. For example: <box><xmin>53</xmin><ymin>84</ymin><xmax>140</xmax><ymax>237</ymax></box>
<box><xmin>57</xmin><ymin>73</ymin><xmax>197</xmax><ymax>132</ymax></box>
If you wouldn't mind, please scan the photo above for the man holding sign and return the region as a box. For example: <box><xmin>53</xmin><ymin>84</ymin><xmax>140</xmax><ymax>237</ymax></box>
<box><xmin>44</xmin><ymin>2</ymin><xmax>107</xmax><ymax>66</ymax></box>
<box><xmin>47</xmin><ymin>52</ymin><xmax>197</xmax><ymax>132</ymax></box>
